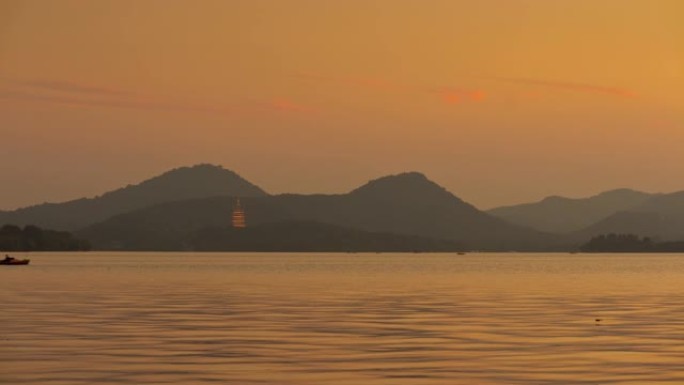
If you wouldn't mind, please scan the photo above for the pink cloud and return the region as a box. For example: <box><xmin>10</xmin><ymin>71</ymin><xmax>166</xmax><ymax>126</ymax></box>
<box><xmin>441</xmin><ymin>91</ymin><xmax>462</xmax><ymax>104</ymax></box>
<box><xmin>470</xmin><ymin>90</ymin><xmax>487</xmax><ymax>101</ymax></box>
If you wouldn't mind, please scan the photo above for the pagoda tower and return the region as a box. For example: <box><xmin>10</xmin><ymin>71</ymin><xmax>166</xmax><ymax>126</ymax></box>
<box><xmin>232</xmin><ymin>198</ymin><xmax>246</xmax><ymax>228</ymax></box>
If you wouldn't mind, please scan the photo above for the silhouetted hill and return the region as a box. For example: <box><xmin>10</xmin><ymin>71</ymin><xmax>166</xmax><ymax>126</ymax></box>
<box><xmin>636</xmin><ymin>191</ymin><xmax>684</xmax><ymax>215</ymax></box>
<box><xmin>79</xmin><ymin>172</ymin><xmax>560</xmax><ymax>251</ymax></box>
<box><xmin>0</xmin><ymin>164</ymin><xmax>267</xmax><ymax>231</ymax></box>
<box><xmin>579</xmin><ymin>233</ymin><xmax>655</xmax><ymax>252</ymax></box>
<box><xmin>0</xmin><ymin>224</ymin><xmax>90</xmax><ymax>252</ymax></box>
<box><xmin>276</xmin><ymin>173</ymin><xmax>557</xmax><ymax>249</ymax></box>
<box><xmin>579</xmin><ymin>233</ymin><xmax>684</xmax><ymax>253</ymax></box>
<box><xmin>573</xmin><ymin>191</ymin><xmax>684</xmax><ymax>241</ymax></box>
<box><xmin>488</xmin><ymin>188</ymin><xmax>655</xmax><ymax>233</ymax></box>
<box><xmin>194</xmin><ymin>221</ymin><xmax>464</xmax><ymax>252</ymax></box>
<box><xmin>350</xmin><ymin>172</ymin><xmax>456</xmax><ymax>202</ymax></box>
<box><xmin>83</xmin><ymin>220</ymin><xmax>465</xmax><ymax>251</ymax></box>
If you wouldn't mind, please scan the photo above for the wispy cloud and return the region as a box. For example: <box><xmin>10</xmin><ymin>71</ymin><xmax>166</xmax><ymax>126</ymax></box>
<box><xmin>0</xmin><ymin>78</ymin><xmax>312</xmax><ymax>116</ymax></box>
<box><xmin>1</xmin><ymin>89</ymin><xmax>242</xmax><ymax>115</ymax></box>
<box><xmin>433</xmin><ymin>88</ymin><xmax>487</xmax><ymax>105</ymax></box>
<box><xmin>0</xmin><ymin>84</ymin><xmax>238</xmax><ymax>115</ymax></box>
<box><xmin>17</xmin><ymin>79</ymin><xmax>132</xmax><ymax>97</ymax></box>
<box><xmin>486</xmin><ymin>76</ymin><xmax>637</xmax><ymax>98</ymax></box>
<box><xmin>296</xmin><ymin>71</ymin><xmax>488</xmax><ymax>106</ymax></box>
<box><xmin>294</xmin><ymin>72</ymin><xmax>407</xmax><ymax>93</ymax></box>
<box><xmin>341</xmin><ymin>76</ymin><xmax>404</xmax><ymax>92</ymax></box>
<box><xmin>267</xmin><ymin>98</ymin><xmax>314</xmax><ymax>114</ymax></box>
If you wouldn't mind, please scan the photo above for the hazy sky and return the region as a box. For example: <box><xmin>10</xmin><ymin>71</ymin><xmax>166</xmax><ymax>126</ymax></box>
<box><xmin>1</xmin><ymin>0</ymin><xmax>682</xmax><ymax>210</ymax></box>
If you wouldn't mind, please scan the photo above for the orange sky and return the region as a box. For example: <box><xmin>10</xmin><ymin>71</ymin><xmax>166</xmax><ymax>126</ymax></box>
<box><xmin>1</xmin><ymin>0</ymin><xmax>682</xmax><ymax>210</ymax></box>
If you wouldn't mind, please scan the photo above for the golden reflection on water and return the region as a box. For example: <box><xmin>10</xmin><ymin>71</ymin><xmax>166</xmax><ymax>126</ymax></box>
<box><xmin>2</xmin><ymin>253</ymin><xmax>684</xmax><ymax>384</ymax></box>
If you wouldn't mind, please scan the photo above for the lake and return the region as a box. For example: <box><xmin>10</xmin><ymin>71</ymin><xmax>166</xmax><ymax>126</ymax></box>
<box><xmin>2</xmin><ymin>252</ymin><xmax>684</xmax><ymax>384</ymax></box>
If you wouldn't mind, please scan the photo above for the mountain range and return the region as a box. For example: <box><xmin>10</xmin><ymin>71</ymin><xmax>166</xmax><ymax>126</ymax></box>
<box><xmin>488</xmin><ymin>188</ymin><xmax>684</xmax><ymax>242</ymax></box>
<box><xmin>76</xmin><ymin>171</ymin><xmax>556</xmax><ymax>251</ymax></box>
<box><xmin>487</xmin><ymin>189</ymin><xmax>656</xmax><ymax>233</ymax></box>
<box><xmin>2</xmin><ymin>164</ymin><xmax>684</xmax><ymax>251</ymax></box>
<box><xmin>571</xmin><ymin>191</ymin><xmax>684</xmax><ymax>242</ymax></box>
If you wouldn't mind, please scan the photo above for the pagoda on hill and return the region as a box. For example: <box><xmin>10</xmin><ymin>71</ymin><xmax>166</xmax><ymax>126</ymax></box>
<box><xmin>232</xmin><ymin>198</ymin><xmax>246</xmax><ymax>228</ymax></box>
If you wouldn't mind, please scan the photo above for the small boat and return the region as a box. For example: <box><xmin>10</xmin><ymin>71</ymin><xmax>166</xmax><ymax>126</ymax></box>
<box><xmin>0</xmin><ymin>258</ymin><xmax>30</xmax><ymax>265</ymax></box>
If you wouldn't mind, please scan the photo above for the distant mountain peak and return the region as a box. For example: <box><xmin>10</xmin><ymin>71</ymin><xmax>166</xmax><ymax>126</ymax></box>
<box><xmin>347</xmin><ymin>171</ymin><xmax>473</xmax><ymax>209</ymax></box>
<box><xmin>527</xmin><ymin>189</ymin><xmax>650</xmax><ymax>206</ymax></box>
<box><xmin>354</xmin><ymin>171</ymin><xmax>428</xmax><ymax>187</ymax></box>
<box><xmin>351</xmin><ymin>172</ymin><xmax>439</xmax><ymax>194</ymax></box>
<box><xmin>599</xmin><ymin>187</ymin><xmax>638</xmax><ymax>194</ymax></box>
<box><xmin>0</xmin><ymin>163</ymin><xmax>268</xmax><ymax>231</ymax></box>
<box><xmin>102</xmin><ymin>163</ymin><xmax>267</xmax><ymax>198</ymax></box>
<box><xmin>594</xmin><ymin>188</ymin><xmax>648</xmax><ymax>198</ymax></box>
<box><xmin>489</xmin><ymin>187</ymin><xmax>657</xmax><ymax>234</ymax></box>
<box><xmin>149</xmin><ymin>164</ymin><xmax>235</xmax><ymax>180</ymax></box>
<box><xmin>541</xmin><ymin>195</ymin><xmax>568</xmax><ymax>203</ymax></box>
<box><xmin>390</xmin><ymin>171</ymin><xmax>428</xmax><ymax>179</ymax></box>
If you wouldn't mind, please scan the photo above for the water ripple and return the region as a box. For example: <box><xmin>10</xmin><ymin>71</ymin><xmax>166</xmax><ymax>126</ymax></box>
<box><xmin>2</xmin><ymin>253</ymin><xmax>684</xmax><ymax>384</ymax></box>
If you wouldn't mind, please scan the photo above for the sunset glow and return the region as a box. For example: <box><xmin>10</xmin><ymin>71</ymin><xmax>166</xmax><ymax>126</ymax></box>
<box><xmin>1</xmin><ymin>0</ymin><xmax>682</xmax><ymax>209</ymax></box>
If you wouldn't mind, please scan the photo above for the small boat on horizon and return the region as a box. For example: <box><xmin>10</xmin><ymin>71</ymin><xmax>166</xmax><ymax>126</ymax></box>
<box><xmin>1</xmin><ymin>255</ymin><xmax>30</xmax><ymax>265</ymax></box>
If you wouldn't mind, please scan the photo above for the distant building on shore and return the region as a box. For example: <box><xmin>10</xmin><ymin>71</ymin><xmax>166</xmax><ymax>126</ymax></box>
<box><xmin>232</xmin><ymin>198</ymin><xmax>246</xmax><ymax>228</ymax></box>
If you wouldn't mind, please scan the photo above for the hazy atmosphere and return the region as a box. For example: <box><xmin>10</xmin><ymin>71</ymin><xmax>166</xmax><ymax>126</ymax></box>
<box><xmin>5</xmin><ymin>3</ymin><xmax>684</xmax><ymax>385</ymax></box>
<box><xmin>1</xmin><ymin>0</ymin><xmax>682</xmax><ymax>210</ymax></box>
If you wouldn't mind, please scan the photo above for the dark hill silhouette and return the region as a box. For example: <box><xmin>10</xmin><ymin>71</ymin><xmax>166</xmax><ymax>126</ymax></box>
<box><xmin>83</xmin><ymin>219</ymin><xmax>465</xmax><ymax>252</ymax></box>
<box><xmin>0</xmin><ymin>224</ymin><xmax>90</xmax><ymax>251</ymax></box>
<box><xmin>580</xmin><ymin>233</ymin><xmax>684</xmax><ymax>253</ymax></box>
<box><xmin>0</xmin><ymin>164</ymin><xmax>267</xmax><ymax>231</ymax></box>
<box><xmin>572</xmin><ymin>191</ymin><xmax>684</xmax><ymax>241</ymax></box>
<box><xmin>488</xmin><ymin>188</ymin><xmax>655</xmax><ymax>233</ymax></box>
<box><xmin>636</xmin><ymin>191</ymin><xmax>684</xmax><ymax>215</ymax></box>
<box><xmin>579</xmin><ymin>233</ymin><xmax>655</xmax><ymax>252</ymax></box>
<box><xmin>79</xmin><ymin>172</ymin><xmax>560</xmax><ymax>251</ymax></box>
<box><xmin>350</xmin><ymin>172</ymin><xmax>455</xmax><ymax>201</ymax></box>
<box><xmin>193</xmin><ymin>221</ymin><xmax>464</xmax><ymax>252</ymax></box>
<box><xmin>270</xmin><ymin>172</ymin><xmax>555</xmax><ymax>249</ymax></box>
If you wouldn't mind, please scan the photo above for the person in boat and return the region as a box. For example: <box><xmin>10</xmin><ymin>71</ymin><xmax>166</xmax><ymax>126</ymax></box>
<box><xmin>3</xmin><ymin>254</ymin><xmax>15</xmax><ymax>262</ymax></box>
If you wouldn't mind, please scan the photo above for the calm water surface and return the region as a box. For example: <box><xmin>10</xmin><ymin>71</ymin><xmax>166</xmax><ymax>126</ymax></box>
<box><xmin>2</xmin><ymin>253</ymin><xmax>684</xmax><ymax>384</ymax></box>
